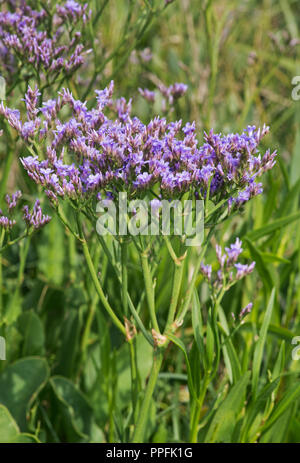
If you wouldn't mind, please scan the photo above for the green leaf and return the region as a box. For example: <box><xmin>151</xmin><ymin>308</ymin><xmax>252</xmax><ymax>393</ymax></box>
<box><xmin>37</xmin><ymin>215</ymin><xmax>65</xmax><ymax>286</ymax></box>
<box><xmin>0</xmin><ymin>358</ymin><xmax>49</xmax><ymax>429</ymax></box>
<box><xmin>261</xmin><ymin>382</ymin><xmax>300</xmax><ymax>435</ymax></box>
<box><xmin>50</xmin><ymin>376</ymin><xmax>95</xmax><ymax>441</ymax></box>
<box><xmin>252</xmin><ymin>288</ymin><xmax>276</xmax><ymax>397</ymax></box>
<box><xmin>116</xmin><ymin>333</ymin><xmax>153</xmax><ymax>408</ymax></box>
<box><xmin>54</xmin><ymin>309</ymin><xmax>81</xmax><ymax>377</ymax></box>
<box><xmin>167</xmin><ymin>333</ymin><xmax>196</xmax><ymax>400</ymax></box>
<box><xmin>191</xmin><ymin>291</ymin><xmax>206</xmax><ymax>368</ymax></box>
<box><xmin>245</xmin><ymin>212</ymin><xmax>300</xmax><ymax>241</ymax></box>
<box><xmin>244</xmin><ymin>238</ymin><xmax>273</xmax><ymax>291</ymax></box>
<box><xmin>17</xmin><ymin>310</ymin><xmax>45</xmax><ymax>356</ymax></box>
<box><xmin>241</xmin><ymin>322</ymin><xmax>295</xmax><ymax>341</ymax></box>
<box><xmin>290</xmin><ymin>109</ymin><xmax>300</xmax><ymax>186</ymax></box>
<box><xmin>204</xmin><ymin>372</ymin><xmax>250</xmax><ymax>443</ymax></box>
<box><xmin>241</xmin><ymin>378</ymin><xmax>280</xmax><ymax>442</ymax></box>
<box><xmin>10</xmin><ymin>433</ymin><xmax>40</xmax><ymax>443</ymax></box>
<box><xmin>0</xmin><ymin>404</ymin><xmax>19</xmax><ymax>443</ymax></box>
<box><xmin>0</xmin><ymin>405</ymin><xmax>39</xmax><ymax>443</ymax></box>
<box><xmin>218</xmin><ymin>306</ymin><xmax>241</xmax><ymax>384</ymax></box>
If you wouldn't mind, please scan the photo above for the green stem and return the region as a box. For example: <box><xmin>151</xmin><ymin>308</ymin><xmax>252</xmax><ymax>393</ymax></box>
<box><xmin>120</xmin><ymin>241</ymin><xmax>140</xmax><ymax>421</ymax></box>
<box><xmin>121</xmin><ymin>240</ymin><xmax>128</xmax><ymax>317</ymax></box>
<box><xmin>81</xmin><ymin>291</ymin><xmax>99</xmax><ymax>357</ymax></box>
<box><xmin>140</xmin><ymin>249</ymin><xmax>160</xmax><ymax>333</ymax></box>
<box><xmin>6</xmin><ymin>236</ymin><xmax>31</xmax><ymax>324</ymax></box>
<box><xmin>190</xmin><ymin>374</ymin><xmax>210</xmax><ymax>443</ymax></box>
<box><xmin>129</xmin><ymin>338</ymin><xmax>139</xmax><ymax>422</ymax></box>
<box><xmin>177</xmin><ymin>230</ymin><xmax>213</xmax><ymax>324</ymax></box>
<box><xmin>132</xmin><ymin>349</ymin><xmax>164</xmax><ymax>443</ymax></box>
<box><xmin>165</xmin><ymin>259</ymin><xmax>185</xmax><ymax>331</ymax></box>
<box><xmin>77</xmin><ymin>217</ymin><xmax>126</xmax><ymax>337</ymax></box>
<box><xmin>0</xmin><ymin>232</ymin><xmax>29</xmax><ymax>254</ymax></box>
<box><xmin>0</xmin><ymin>229</ymin><xmax>5</xmax><ymax>321</ymax></box>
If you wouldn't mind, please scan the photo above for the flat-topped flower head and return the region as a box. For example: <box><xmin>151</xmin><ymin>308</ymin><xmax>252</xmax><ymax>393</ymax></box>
<box><xmin>0</xmin><ymin>82</ymin><xmax>276</xmax><ymax>213</ymax></box>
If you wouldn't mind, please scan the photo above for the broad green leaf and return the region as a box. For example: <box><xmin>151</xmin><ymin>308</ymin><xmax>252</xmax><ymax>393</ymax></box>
<box><xmin>0</xmin><ymin>357</ymin><xmax>49</xmax><ymax>429</ymax></box>
<box><xmin>37</xmin><ymin>215</ymin><xmax>65</xmax><ymax>286</ymax></box>
<box><xmin>50</xmin><ymin>376</ymin><xmax>95</xmax><ymax>441</ymax></box>
<box><xmin>54</xmin><ymin>309</ymin><xmax>81</xmax><ymax>378</ymax></box>
<box><xmin>17</xmin><ymin>311</ymin><xmax>45</xmax><ymax>356</ymax></box>
<box><xmin>252</xmin><ymin>288</ymin><xmax>276</xmax><ymax>397</ymax></box>
<box><xmin>0</xmin><ymin>404</ymin><xmax>19</xmax><ymax>443</ymax></box>
<box><xmin>0</xmin><ymin>405</ymin><xmax>39</xmax><ymax>443</ymax></box>
<box><xmin>204</xmin><ymin>372</ymin><xmax>250</xmax><ymax>443</ymax></box>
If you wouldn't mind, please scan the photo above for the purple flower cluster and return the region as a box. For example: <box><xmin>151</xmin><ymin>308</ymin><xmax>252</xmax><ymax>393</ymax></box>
<box><xmin>0</xmin><ymin>213</ymin><xmax>16</xmax><ymax>229</ymax></box>
<box><xmin>0</xmin><ymin>190</ymin><xmax>22</xmax><ymax>229</ymax></box>
<box><xmin>0</xmin><ymin>1</ymin><xmax>91</xmax><ymax>82</ymax></box>
<box><xmin>0</xmin><ymin>190</ymin><xmax>51</xmax><ymax>231</ymax></box>
<box><xmin>23</xmin><ymin>199</ymin><xmax>51</xmax><ymax>229</ymax></box>
<box><xmin>0</xmin><ymin>82</ymin><xmax>276</xmax><ymax>208</ymax></box>
<box><xmin>200</xmin><ymin>238</ymin><xmax>256</xmax><ymax>289</ymax></box>
<box><xmin>5</xmin><ymin>189</ymin><xmax>22</xmax><ymax>210</ymax></box>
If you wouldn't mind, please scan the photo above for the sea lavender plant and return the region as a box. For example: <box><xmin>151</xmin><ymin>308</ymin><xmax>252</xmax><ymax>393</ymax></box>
<box><xmin>0</xmin><ymin>81</ymin><xmax>277</xmax><ymax>443</ymax></box>
<box><xmin>0</xmin><ymin>0</ymin><xmax>91</xmax><ymax>89</ymax></box>
<box><xmin>0</xmin><ymin>190</ymin><xmax>51</xmax><ymax>253</ymax></box>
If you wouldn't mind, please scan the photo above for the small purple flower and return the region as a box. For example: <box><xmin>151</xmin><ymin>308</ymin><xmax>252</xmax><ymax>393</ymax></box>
<box><xmin>235</xmin><ymin>262</ymin><xmax>255</xmax><ymax>279</ymax></box>
<box><xmin>5</xmin><ymin>190</ymin><xmax>22</xmax><ymax>210</ymax></box>
<box><xmin>138</xmin><ymin>88</ymin><xmax>155</xmax><ymax>103</ymax></box>
<box><xmin>0</xmin><ymin>215</ymin><xmax>15</xmax><ymax>230</ymax></box>
<box><xmin>200</xmin><ymin>263</ymin><xmax>212</xmax><ymax>280</ymax></box>
<box><xmin>23</xmin><ymin>200</ymin><xmax>51</xmax><ymax>230</ymax></box>
<box><xmin>239</xmin><ymin>302</ymin><xmax>253</xmax><ymax>319</ymax></box>
<box><xmin>216</xmin><ymin>244</ymin><xmax>226</xmax><ymax>268</ymax></box>
<box><xmin>150</xmin><ymin>199</ymin><xmax>162</xmax><ymax>213</ymax></box>
<box><xmin>225</xmin><ymin>238</ymin><xmax>243</xmax><ymax>264</ymax></box>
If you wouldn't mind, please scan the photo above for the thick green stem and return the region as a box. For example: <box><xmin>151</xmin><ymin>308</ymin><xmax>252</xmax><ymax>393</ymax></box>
<box><xmin>129</xmin><ymin>338</ymin><xmax>139</xmax><ymax>421</ymax></box>
<box><xmin>81</xmin><ymin>292</ymin><xmax>99</xmax><ymax>357</ymax></box>
<box><xmin>165</xmin><ymin>260</ymin><xmax>184</xmax><ymax>330</ymax></box>
<box><xmin>0</xmin><ymin>229</ymin><xmax>5</xmax><ymax>322</ymax></box>
<box><xmin>77</xmin><ymin>218</ymin><xmax>126</xmax><ymax>337</ymax></box>
<box><xmin>140</xmin><ymin>250</ymin><xmax>160</xmax><ymax>333</ymax></box>
<box><xmin>132</xmin><ymin>349</ymin><xmax>164</xmax><ymax>443</ymax></box>
<box><xmin>120</xmin><ymin>241</ymin><xmax>140</xmax><ymax>420</ymax></box>
<box><xmin>121</xmin><ymin>240</ymin><xmax>128</xmax><ymax>317</ymax></box>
